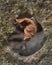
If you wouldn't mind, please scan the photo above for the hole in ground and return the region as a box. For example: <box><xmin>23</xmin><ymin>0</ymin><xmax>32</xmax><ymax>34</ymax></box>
<box><xmin>7</xmin><ymin>17</ymin><xmax>46</xmax><ymax>56</ymax></box>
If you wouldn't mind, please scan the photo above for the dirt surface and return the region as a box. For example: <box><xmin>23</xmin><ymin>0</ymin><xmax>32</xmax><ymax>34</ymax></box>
<box><xmin>0</xmin><ymin>0</ymin><xmax>52</xmax><ymax>65</ymax></box>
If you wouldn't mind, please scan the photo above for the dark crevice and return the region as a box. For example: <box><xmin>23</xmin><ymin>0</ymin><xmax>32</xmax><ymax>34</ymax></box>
<box><xmin>20</xmin><ymin>20</ymin><xmax>31</xmax><ymax>28</ymax></box>
<box><xmin>36</xmin><ymin>22</ymin><xmax>43</xmax><ymax>32</ymax></box>
<box><xmin>17</xmin><ymin>12</ymin><xmax>33</xmax><ymax>19</ymax></box>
